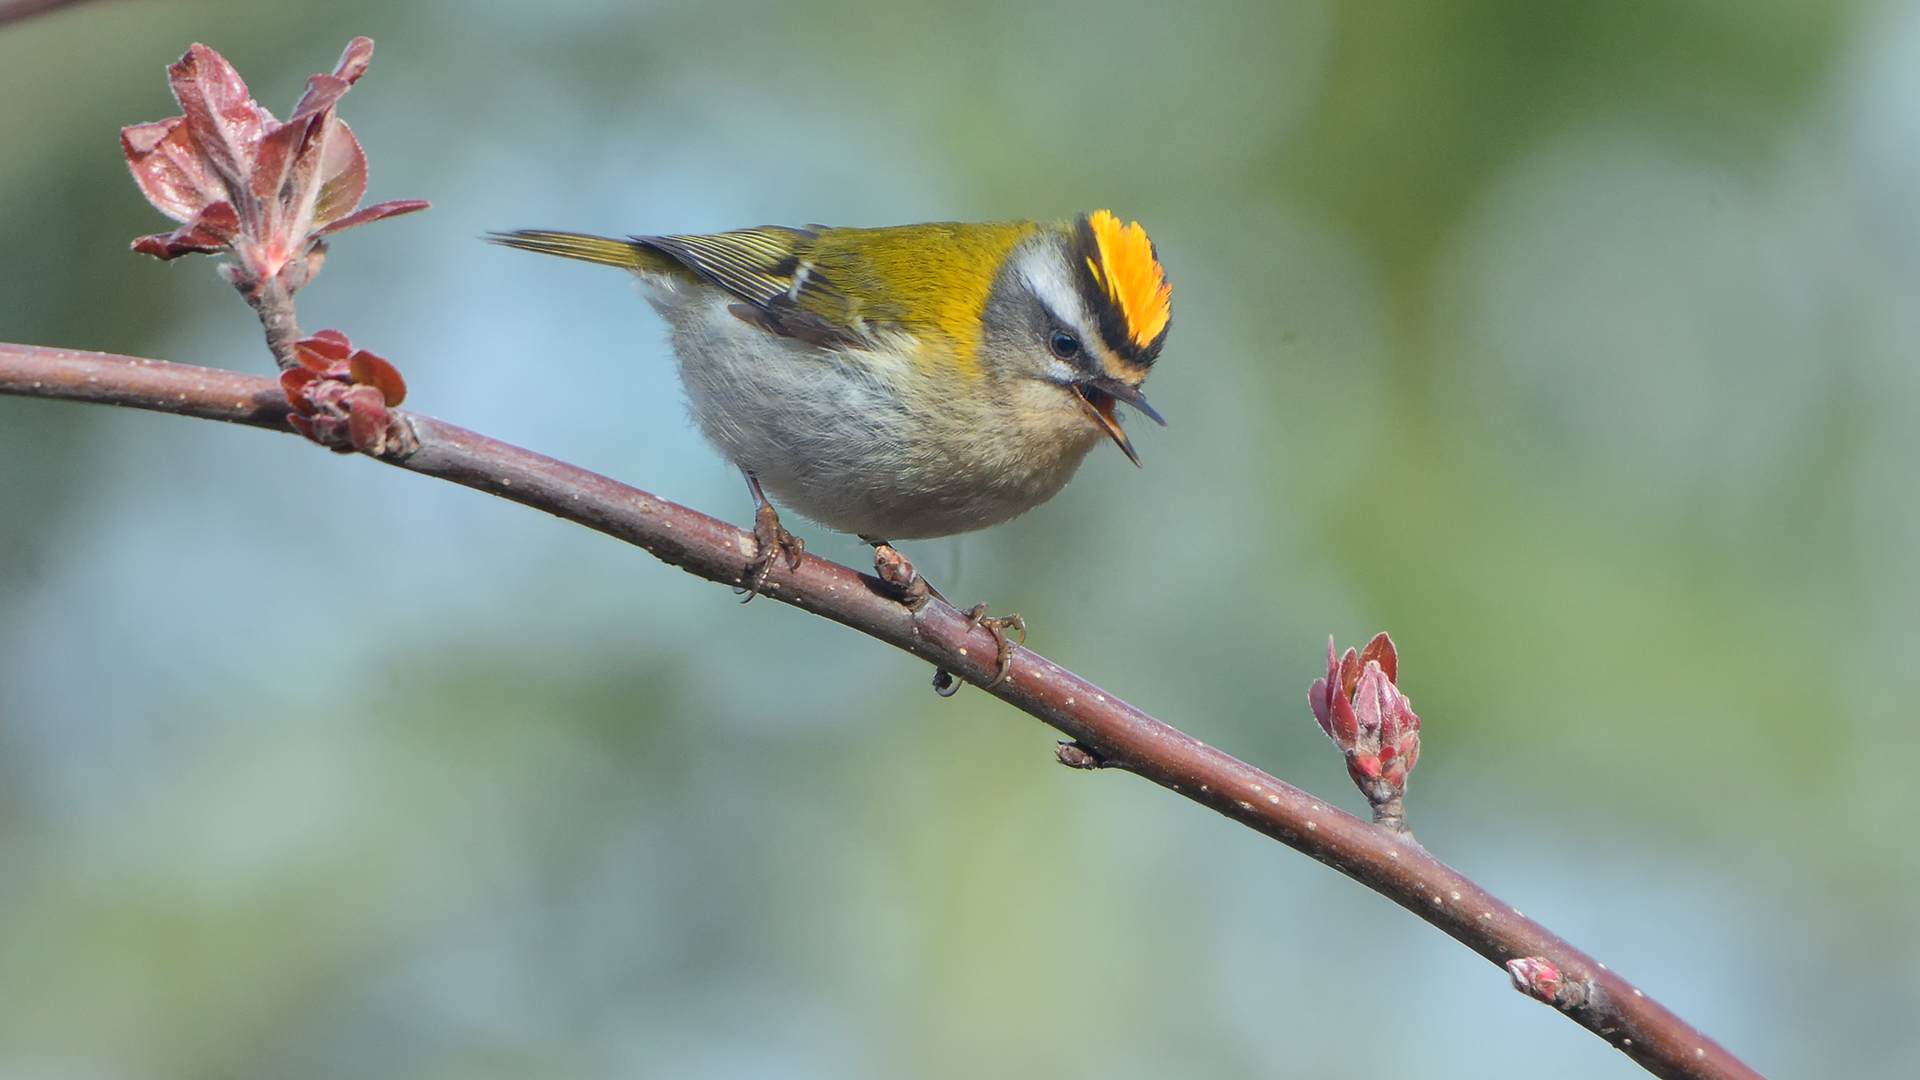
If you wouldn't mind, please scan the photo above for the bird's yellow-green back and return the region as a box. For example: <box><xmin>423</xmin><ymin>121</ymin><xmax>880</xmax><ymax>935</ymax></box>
<box><xmin>795</xmin><ymin>221</ymin><xmax>1045</xmax><ymax>372</ymax></box>
<box><xmin>492</xmin><ymin>220</ymin><xmax>1051</xmax><ymax>373</ymax></box>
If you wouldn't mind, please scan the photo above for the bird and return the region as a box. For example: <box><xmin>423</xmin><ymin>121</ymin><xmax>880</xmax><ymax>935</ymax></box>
<box><xmin>490</xmin><ymin>211</ymin><xmax>1171</xmax><ymax>686</ymax></box>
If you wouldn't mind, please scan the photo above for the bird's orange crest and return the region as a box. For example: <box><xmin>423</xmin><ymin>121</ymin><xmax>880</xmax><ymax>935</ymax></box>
<box><xmin>1086</xmin><ymin>209</ymin><xmax>1171</xmax><ymax>348</ymax></box>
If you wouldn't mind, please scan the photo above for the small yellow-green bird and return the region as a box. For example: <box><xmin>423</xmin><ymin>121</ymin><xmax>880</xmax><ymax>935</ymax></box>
<box><xmin>491</xmin><ymin>211</ymin><xmax>1170</xmax><ymax>671</ymax></box>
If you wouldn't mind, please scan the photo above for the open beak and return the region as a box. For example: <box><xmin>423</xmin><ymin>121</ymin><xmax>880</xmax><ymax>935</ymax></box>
<box><xmin>1073</xmin><ymin>377</ymin><xmax>1166</xmax><ymax>467</ymax></box>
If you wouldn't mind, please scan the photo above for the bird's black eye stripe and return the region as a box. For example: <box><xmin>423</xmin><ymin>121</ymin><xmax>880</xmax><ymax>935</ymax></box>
<box><xmin>1048</xmin><ymin>329</ymin><xmax>1081</xmax><ymax>359</ymax></box>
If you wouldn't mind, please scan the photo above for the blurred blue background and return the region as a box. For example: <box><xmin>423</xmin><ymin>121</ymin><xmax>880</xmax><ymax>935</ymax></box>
<box><xmin>1</xmin><ymin>0</ymin><xmax>1912</xmax><ymax>1075</ymax></box>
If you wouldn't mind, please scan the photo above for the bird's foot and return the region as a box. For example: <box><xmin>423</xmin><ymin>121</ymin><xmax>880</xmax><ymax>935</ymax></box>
<box><xmin>862</xmin><ymin>538</ymin><xmax>1023</xmax><ymax>696</ymax></box>
<box><xmin>929</xmin><ymin>605</ymin><xmax>1027</xmax><ymax>697</ymax></box>
<box><xmin>737</xmin><ymin>498</ymin><xmax>803</xmax><ymax>602</ymax></box>
<box><xmin>959</xmin><ymin>603</ymin><xmax>1026</xmax><ymax>690</ymax></box>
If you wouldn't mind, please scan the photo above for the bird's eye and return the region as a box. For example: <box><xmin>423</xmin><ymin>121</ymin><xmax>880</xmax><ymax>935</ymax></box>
<box><xmin>1048</xmin><ymin>330</ymin><xmax>1081</xmax><ymax>359</ymax></box>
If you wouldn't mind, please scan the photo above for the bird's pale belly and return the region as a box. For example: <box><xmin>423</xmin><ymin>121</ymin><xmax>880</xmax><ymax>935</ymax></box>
<box><xmin>662</xmin><ymin>295</ymin><xmax>1105</xmax><ymax>540</ymax></box>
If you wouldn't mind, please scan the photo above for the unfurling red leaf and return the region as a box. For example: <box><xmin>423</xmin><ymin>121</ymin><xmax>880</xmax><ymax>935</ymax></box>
<box><xmin>310</xmin><ymin>120</ymin><xmax>369</xmax><ymax>229</ymax></box>
<box><xmin>314</xmin><ymin>199</ymin><xmax>430</xmax><ymax>238</ymax></box>
<box><xmin>293</xmin><ymin>329</ymin><xmax>353</xmax><ymax>370</ymax></box>
<box><xmin>129</xmin><ymin>201</ymin><xmax>243</xmax><ymax>260</ymax></box>
<box><xmin>279</xmin><ymin>367</ymin><xmax>320</xmax><ymax>414</ymax></box>
<box><xmin>1359</xmin><ymin>631</ymin><xmax>1396</xmax><ymax>684</ymax></box>
<box><xmin>344</xmin><ymin>385</ymin><xmax>391</xmax><ymax>450</ymax></box>
<box><xmin>348</xmin><ymin>350</ymin><xmax>407</xmax><ymax>406</ymax></box>
<box><xmin>166</xmin><ymin>44</ymin><xmax>271</xmax><ymax>194</ymax></box>
<box><xmin>122</xmin><ymin>119</ymin><xmax>227</xmax><ymax>223</ymax></box>
<box><xmin>331</xmin><ymin>37</ymin><xmax>375</xmax><ymax>85</ymax></box>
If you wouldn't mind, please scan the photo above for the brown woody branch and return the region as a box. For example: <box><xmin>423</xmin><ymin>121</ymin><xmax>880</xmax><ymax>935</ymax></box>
<box><xmin>0</xmin><ymin>341</ymin><xmax>1765</xmax><ymax>1080</ymax></box>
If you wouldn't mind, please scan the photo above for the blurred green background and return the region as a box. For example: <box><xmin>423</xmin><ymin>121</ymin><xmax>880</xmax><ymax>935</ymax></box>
<box><xmin>0</xmin><ymin>0</ymin><xmax>1909</xmax><ymax>1075</ymax></box>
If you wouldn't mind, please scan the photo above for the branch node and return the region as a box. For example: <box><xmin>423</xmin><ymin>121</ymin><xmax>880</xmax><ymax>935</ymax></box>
<box><xmin>1371</xmin><ymin>795</ymin><xmax>1413</xmax><ymax>838</ymax></box>
<box><xmin>1054</xmin><ymin>741</ymin><xmax>1105</xmax><ymax>770</ymax></box>
<box><xmin>1506</xmin><ymin>956</ymin><xmax>1593</xmax><ymax>1011</ymax></box>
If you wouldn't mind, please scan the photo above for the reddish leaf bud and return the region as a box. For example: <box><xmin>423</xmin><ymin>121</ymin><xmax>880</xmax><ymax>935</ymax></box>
<box><xmin>1505</xmin><ymin>956</ymin><xmax>1587</xmax><ymax>1008</ymax></box>
<box><xmin>1308</xmin><ymin>633</ymin><xmax>1421</xmax><ymax>830</ymax></box>
<box><xmin>1055</xmin><ymin>742</ymin><xmax>1103</xmax><ymax>770</ymax></box>
<box><xmin>278</xmin><ymin>330</ymin><xmax>412</xmax><ymax>457</ymax></box>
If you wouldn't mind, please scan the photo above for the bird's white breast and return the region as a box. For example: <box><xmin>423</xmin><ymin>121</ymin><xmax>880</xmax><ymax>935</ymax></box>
<box><xmin>638</xmin><ymin>273</ymin><xmax>1104</xmax><ymax>541</ymax></box>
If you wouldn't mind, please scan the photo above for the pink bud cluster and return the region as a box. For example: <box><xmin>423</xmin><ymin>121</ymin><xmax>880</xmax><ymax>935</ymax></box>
<box><xmin>1308</xmin><ymin>633</ymin><xmax>1421</xmax><ymax>824</ymax></box>
<box><xmin>280</xmin><ymin>330</ymin><xmax>411</xmax><ymax>456</ymax></box>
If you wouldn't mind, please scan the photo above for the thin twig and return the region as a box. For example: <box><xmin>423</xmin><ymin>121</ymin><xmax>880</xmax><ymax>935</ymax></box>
<box><xmin>248</xmin><ymin>269</ymin><xmax>307</xmax><ymax>371</ymax></box>
<box><xmin>0</xmin><ymin>341</ymin><xmax>1766</xmax><ymax>1080</ymax></box>
<box><xmin>0</xmin><ymin>0</ymin><xmax>111</xmax><ymax>29</ymax></box>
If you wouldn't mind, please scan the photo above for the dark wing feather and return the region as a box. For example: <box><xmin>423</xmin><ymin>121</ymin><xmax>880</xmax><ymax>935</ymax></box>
<box><xmin>638</xmin><ymin>227</ymin><xmax>864</xmax><ymax>348</ymax></box>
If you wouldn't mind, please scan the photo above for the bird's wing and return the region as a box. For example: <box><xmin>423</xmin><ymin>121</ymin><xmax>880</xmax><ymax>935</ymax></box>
<box><xmin>637</xmin><ymin>227</ymin><xmax>867</xmax><ymax>348</ymax></box>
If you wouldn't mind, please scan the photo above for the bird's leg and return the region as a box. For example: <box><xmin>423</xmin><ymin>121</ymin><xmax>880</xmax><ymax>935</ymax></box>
<box><xmin>861</xmin><ymin>537</ymin><xmax>1023</xmax><ymax>695</ymax></box>
<box><xmin>737</xmin><ymin>468</ymin><xmax>802</xmax><ymax>602</ymax></box>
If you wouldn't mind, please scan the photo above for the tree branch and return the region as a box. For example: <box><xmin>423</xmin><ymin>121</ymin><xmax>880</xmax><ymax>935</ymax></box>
<box><xmin>0</xmin><ymin>341</ymin><xmax>1765</xmax><ymax>1080</ymax></box>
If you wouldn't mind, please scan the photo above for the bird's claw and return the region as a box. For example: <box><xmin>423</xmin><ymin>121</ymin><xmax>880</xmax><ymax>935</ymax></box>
<box><xmin>738</xmin><ymin>500</ymin><xmax>802</xmax><ymax>602</ymax></box>
<box><xmin>961</xmin><ymin>603</ymin><xmax>1026</xmax><ymax>688</ymax></box>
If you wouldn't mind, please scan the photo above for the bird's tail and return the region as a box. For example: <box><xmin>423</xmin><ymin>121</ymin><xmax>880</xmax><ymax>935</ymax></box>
<box><xmin>487</xmin><ymin>229</ymin><xmax>677</xmax><ymax>273</ymax></box>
